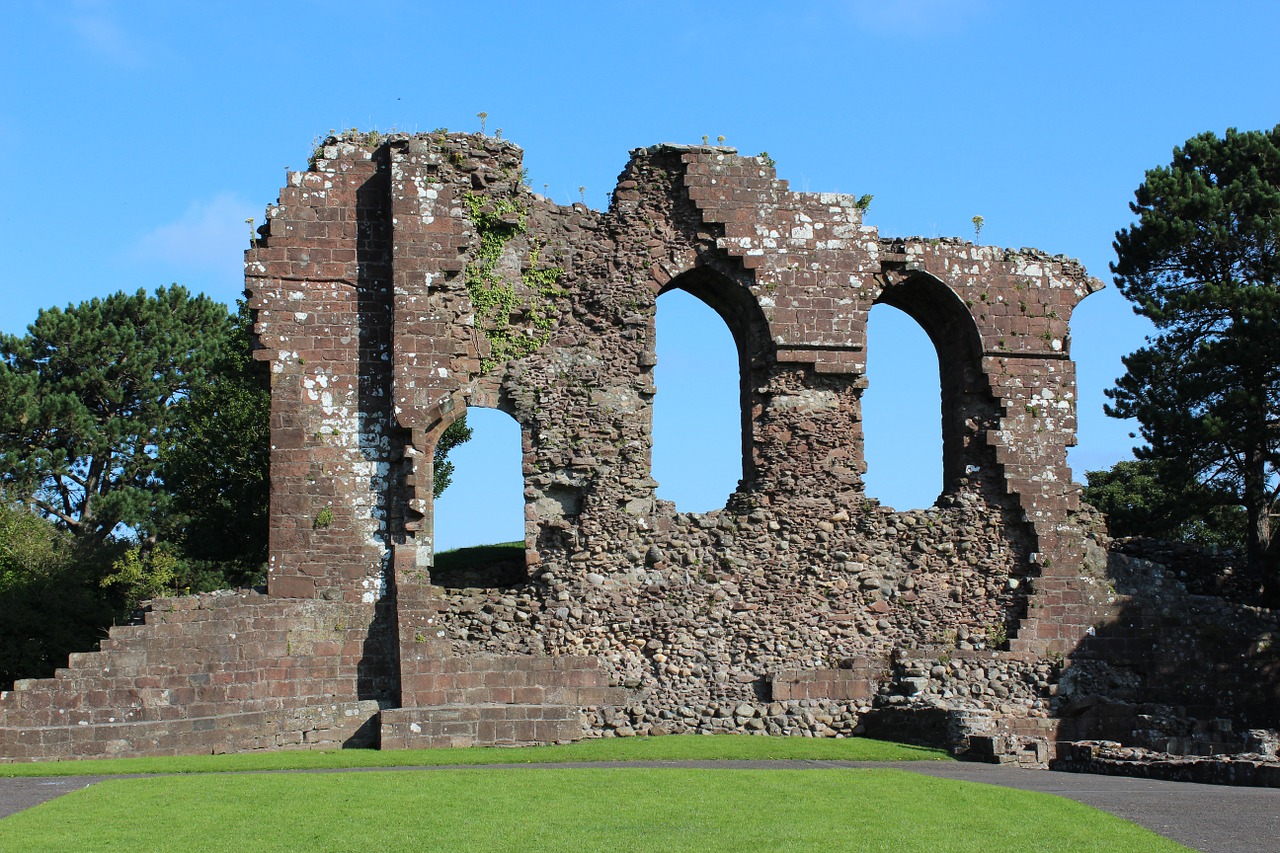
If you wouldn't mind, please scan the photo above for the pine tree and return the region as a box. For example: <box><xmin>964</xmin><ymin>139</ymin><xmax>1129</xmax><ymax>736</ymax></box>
<box><xmin>159</xmin><ymin>300</ymin><xmax>270</xmax><ymax>585</ymax></box>
<box><xmin>1108</xmin><ymin>125</ymin><xmax>1280</xmax><ymax>602</ymax></box>
<box><xmin>0</xmin><ymin>286</ymin><xmax>233</xmax><ymax>543</ymax></box>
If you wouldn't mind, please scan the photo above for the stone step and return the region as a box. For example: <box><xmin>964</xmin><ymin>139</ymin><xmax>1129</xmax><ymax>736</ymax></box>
<box><xmin>0</xmin><ymin>700</ymin><xmax>379</xmax><ymax>763</ymax></box>
<box><xmin>380</xmin><ymin>704</ymin><xmax>585</xmax><ymax>749</ymax></box>
<box><xmin>771</xmin><ymin>663</ymin><xmax>880</xmax><ymax>702</ymax></box>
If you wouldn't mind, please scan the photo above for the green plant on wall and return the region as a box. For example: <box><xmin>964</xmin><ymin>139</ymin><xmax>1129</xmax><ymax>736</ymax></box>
<box><xmin>985</xmin><ymin>620</ymin><xmax>1008</xmax><ymax>648</ymax></box>
<box><xmin>307</xmin><ymin>129</ymin><xmax>385</xmax><ymax>170</ymax></box>
<box><xmin>462</xmin><ymin>193</ymin><xmax>564</xmax><ymax>372</ymax></box>
<box><xmin>313</xmin><ymin>506</ymin><xmax>335</xmax><ymax>530</ymax></box>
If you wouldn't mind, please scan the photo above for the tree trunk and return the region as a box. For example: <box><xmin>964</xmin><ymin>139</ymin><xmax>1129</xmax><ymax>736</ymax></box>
<box><xmin>1244</xmin><ymin>443</ymin><xmax>1274</xmax><ymax>602</ymax></box>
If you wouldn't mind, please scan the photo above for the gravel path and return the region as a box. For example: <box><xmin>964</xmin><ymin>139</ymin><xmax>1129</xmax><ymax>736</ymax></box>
<box><xmin>3</xmin><ymin>761</ymin><xmax>1276</xmax><ymax>852</ymax></box>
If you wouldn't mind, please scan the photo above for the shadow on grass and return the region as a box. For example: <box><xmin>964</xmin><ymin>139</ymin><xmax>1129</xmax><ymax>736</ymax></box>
<box><xmin>0</xmin><ymin>734</ymin><xmax>952</xmax><ymax>778</ymax></box>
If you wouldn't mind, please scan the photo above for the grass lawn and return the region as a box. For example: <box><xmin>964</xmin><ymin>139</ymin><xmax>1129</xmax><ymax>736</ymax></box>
<box><xmin>0</xmin><ymin>734</ymin><xmax>947</xmax><ymax>777</ymax></box>
<box><xmin>0</xmin><ymin>767</ymin><xmax>1189</xmax><ymax>852</ymax></box>
<box><xmin>431</xmin><ymin>540</ymin><xmax>524</xmax><ymax>569</ymax></box>
<box><xmin>431</xmin><ymin>540</ymin><xmax>526</xmax><ymax>586</ymax></box>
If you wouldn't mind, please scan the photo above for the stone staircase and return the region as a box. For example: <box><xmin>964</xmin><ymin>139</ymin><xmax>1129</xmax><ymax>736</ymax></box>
<box><xmin>0</xmin><ymin>591</ymin><xmax>389</xmax><ymax>761</ymax></box>
<box><xmin>1</xmin><ymin>584</ymin><xmax>625</xmax><ymax>761</ymax></box>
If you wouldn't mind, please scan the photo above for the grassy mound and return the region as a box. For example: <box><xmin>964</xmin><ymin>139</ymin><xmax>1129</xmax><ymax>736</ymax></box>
<box><xmin>431</xmin><ymin>540</ymin><xmax>526</xmax><ymax>588</ymax></box>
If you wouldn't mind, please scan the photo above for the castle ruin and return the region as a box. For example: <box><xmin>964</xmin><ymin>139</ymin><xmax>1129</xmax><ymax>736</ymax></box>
<box><xmin>2</xmin><ymin>131</ymin><xmax>1275</xmax><ymax>770</ymax></box>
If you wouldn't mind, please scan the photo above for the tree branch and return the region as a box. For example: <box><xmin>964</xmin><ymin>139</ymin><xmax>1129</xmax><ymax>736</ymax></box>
<box><xmin>31</xmin><ymin>496</ymin><xmax>80</xmax><ymax>530</ymax></box>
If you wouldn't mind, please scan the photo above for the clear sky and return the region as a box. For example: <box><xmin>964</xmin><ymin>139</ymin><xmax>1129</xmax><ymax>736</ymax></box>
<box><xmin>2</xmin><ymin>1</ymin><xmax>1277</xmax><ymax>550</ymax></box>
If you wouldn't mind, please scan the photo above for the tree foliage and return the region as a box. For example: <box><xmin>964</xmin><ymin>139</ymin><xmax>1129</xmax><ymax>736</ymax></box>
<box><xmin>1108</xmin><ymin>125</ymin><xmax>1280</xmax><ymax>601</ymax></box>
<box><xmin>1083</xmin><ymin>459</ymin><xmax>1244</xmax><ymax>547</ymax></box>
<box><xmin>0</xmin><ymin>287</ymin><xmax>233</xmax><ymax>543</ymax></box>
<box><xmin>158</xmin><ymin>301</ymin><xmax>269</xmax><ymax>585</ymax></box>
<box><xmin>433</xmin><ymin>416</ymin><xmax>474</xmax><ymax>499</ymax></box>
<box><xmin>0</xmin><ymin>502</ymin><xmax>114</xmax><ymax>688</ymax></box>
<box><xmin>0</xmin><ymin>285</ymin><xmax>477</xmax><ymax>685</ymax></box>
<box><xmin>101</xmin><ymin>543</ymin><xmax>181</xmax><ymax>610</ymax></box>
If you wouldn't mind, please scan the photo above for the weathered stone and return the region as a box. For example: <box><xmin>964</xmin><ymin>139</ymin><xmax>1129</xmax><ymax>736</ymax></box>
<box><xmin>5</xmin><ymin>129</ymin><xmax>1267</xmax><ymax>770</ymax></box>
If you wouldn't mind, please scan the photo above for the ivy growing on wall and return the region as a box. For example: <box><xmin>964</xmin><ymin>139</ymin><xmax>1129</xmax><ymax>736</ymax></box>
<box><xmin>462</xmin><ymin>192</ymin><xmax>564</xmax><ymax>372</ymax></box>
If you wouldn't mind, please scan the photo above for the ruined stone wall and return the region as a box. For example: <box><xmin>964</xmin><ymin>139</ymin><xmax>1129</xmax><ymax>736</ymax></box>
<box><xmin>869</xmin><ymin>520</ymin><xmax>1280</xmax><ymax>764</ymax></box>
<box><xmin>359</xmin><ymin>132</ymin><xmax>1102</xmax><ymax>745</ymax></box>
<box><xmin>1054</xmin><ymin>534</ymin><xmax>1280</xmax><ymax>750</ymax></box>
<box><xmin>2</xmin><ymin>130</ymin><xmax>1128</xmax><ymax>762</ymax></box>
<box><xmin>244</xmin><ymin>138</ymin><xmax>399</xmax><ymax>603</ymax></box>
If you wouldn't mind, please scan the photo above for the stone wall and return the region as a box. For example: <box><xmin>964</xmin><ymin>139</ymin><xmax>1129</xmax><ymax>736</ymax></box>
<box><xmin>243</xmin><ymin>138</ymin><xmax>398</xmax><ymax>603</ymax></box>
<box><xmin>351</xmin><ymin>132</ymin><xmax>1101</xmax><ymax>743</ymax></box>
<box><xmin>0</xmin><ymin>591</ymin><xmax>394</xmax><ymax>759</ymax></box>
<box><xmin>865</xmin><ymin>521</ymin><xmax>1280</xmax><ymax>771</ymax></box>
<box><xmin>11</xmin><ymin>129</ymin><xmax>1268</xmax><ymax>766</ymax></box>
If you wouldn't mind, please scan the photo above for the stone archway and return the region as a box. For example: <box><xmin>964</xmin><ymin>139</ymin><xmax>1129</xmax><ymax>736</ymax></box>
<box><xmin>875</xmin><ymin>270</ymin><xmax>999</xmax><ymax>498</ymax></box>
<box><xmin>655</xmin><ymin>263</ymin><xmax>775</xmax><ymax>493</ymax></box>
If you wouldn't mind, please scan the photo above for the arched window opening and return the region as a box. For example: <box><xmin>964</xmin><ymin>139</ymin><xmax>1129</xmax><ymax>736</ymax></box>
<box><xmin>652</xmin><ymin>288</ymin><xmax>743</xmax><ymax>512</ymax></box>
<box><xmin>862</xmin><ymin>303</ymin><xmax>943</xmax><ymax>510</ymax></box>
<box><xmin>431</xmin><ymin>407</ymin><xmax>526</xmax><ymax>588</ymax></box>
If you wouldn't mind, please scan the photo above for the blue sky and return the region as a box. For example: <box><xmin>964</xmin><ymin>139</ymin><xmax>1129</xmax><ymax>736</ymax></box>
<box><xmin>2</xmin><ymin>1</ymin><xmax>1277</xmax><ymax>550</ymax></box>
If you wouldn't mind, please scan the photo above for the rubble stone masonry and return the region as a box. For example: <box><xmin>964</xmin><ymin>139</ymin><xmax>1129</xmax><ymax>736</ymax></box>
<box><xmin>4</xmin><ymin>130</ymin><xmax>1274</xmax><ymax>768</ymax></box>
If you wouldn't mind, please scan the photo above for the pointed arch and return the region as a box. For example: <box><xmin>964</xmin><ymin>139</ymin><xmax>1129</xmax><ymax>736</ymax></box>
<box><xmin>873</xmin><ymin>271</ymin><xmax>996</xmax><ymax>497</ymax></box>
<box><xmin>651</xmin><ymin>263</ymin><xmax>773</xmax><ymax>504</ymax></box>
<box><xmin>863</xmin><ymin>302</ymin><xmax>943</xmax><ymax>509</ymax></box>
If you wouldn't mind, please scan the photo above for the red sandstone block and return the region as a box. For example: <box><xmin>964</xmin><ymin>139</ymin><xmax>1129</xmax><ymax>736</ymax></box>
<box><xmin>311</xmin><ymin>641</ymin><xmax>341</xmax><ymax>657</ymax></box>
<box><xmin>270</xmin><ymin>575</ymin><xmax>316</xmax><ymax>599</ymax></box>
<box><xmin>500</xmin><ymin>667</ymin><xmax>529</xmax><ymax>686</ymax></box>
<box><xmin>486</xmin><ymin>687</ymin><xmax>516</xmax><ymax>704</ymax></box>
<box><xmin>567</xmin><ymin>668</ymin><xmax>601</xmax><ymax>688</ymax></box>
<box><xmin>511</xmin><ymin>687</ymin><xmax>545</xmax><ymax>704</ymax></box>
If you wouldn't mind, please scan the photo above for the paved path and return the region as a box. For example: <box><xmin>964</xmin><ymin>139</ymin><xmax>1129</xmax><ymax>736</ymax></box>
<box><xmin>863</xmin><ymin>762</ymin><xmax>1280</xmax><ymax>853</ymax></box>
<box><xmin>0</xmin><ymin>775</ymin><xmax>107</xmax><ymax>820</ymax></box>
<box><xmin>3</xmin><ymin>761</ymin><xmax>1277</xmax><ymax>852</ymax></box>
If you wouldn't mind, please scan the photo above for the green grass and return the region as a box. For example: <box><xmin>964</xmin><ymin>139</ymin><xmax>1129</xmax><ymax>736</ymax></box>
<box><xmin>431</xmin><ymin>540</ymin><xmax>524</xmax><ymax>572</ymax></box>
<box><xmin>0</xmin><ymin>768</ymin><xmax>1189</xmax><ymax>852</ymax></box>
<box><xmin>431</xmin><ymin>540</ymin><xmax>527</xmax><ymax>586</ymax></box>
<box><xmin>0</xmin><ymin>734</ymin><xmax>948</xmax><ymax>777</ymax></box>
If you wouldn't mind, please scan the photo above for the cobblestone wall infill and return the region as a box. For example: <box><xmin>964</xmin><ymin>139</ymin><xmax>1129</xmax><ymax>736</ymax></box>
<box><xmin>1054</xmin><ymin>741</ymin><xmax>1280</xmax><ymax>788</ymax></box>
